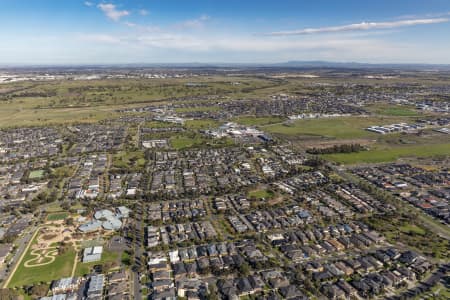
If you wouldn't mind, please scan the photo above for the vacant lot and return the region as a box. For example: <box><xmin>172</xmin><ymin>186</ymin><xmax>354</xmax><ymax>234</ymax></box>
<box><xmin>323</xmin><ymin>143</ymin><xmax>450</xmax><ymax>165</ymax></box>
<box><xmin>264</xmin><ymin>116</ymin><xmax>412</xmax><ymax>140</ymax></box>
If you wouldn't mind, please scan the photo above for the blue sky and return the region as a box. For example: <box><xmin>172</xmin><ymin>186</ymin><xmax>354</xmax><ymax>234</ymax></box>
<box><xmin>1</xmin><ymin>0</ymin><xmax>450</xmax><ymax>64</ymax></box>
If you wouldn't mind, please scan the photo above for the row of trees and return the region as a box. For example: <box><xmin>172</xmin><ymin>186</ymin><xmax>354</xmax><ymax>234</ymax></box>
<box><xmin>307</xmin><ymin>143</ymin><xmax>365</xmax><ymax>155</ymax></box>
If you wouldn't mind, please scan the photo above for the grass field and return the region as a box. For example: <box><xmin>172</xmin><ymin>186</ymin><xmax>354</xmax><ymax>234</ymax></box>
<box><xmin>233</xmin><ymin>116</ymin><xmax>285</xmax><ymax>126</ymax></box>
<box><xmin>170</xmin><ymin>135</ymin><xmax>206</xmax><ymax>150</ymax></box>
<box><xmin>0</xmin><ymin>76</ymin><xmax>278</xmax><ymax>129</ymax></box>
<box><xmin>169</xmin><ymin>133</ymin><xmax>234</xmax><ymax>150</ymax></box>
<box><xmin>8</xmin><ymin>245</ymin><xmax>76</xmax><ymax>287</ymax></box>
<box><xmin>46</xmin><ymin>212</ymin><xmax>69</xmax><ymax>221</ymax></box>
<box><xmin>0</xmin><ymin>102</ymin><xmax>120</xmax><ymax>128</ymax></box>
<box><xmin>74</xmin><ymin>250</ymin><xmax>120</xmax><ymax>277</ymax></box>
<box><xmin>400</xmin><ymin>224</ymin><xmax>426</xmax><ymax>235</ymax></box>
<box><xmin>264</xmin><ymin>116</ymin><xmax>411</xmax><ymax>140</ymax></box>
<box><xmin>367</xmin><ymin>104</ymin><xmax>422</xmax><ymax>117</ymax></box>
<box><xmin>322</xmin><ymin>143</ymin><xmax>450</xmax><ymax>164</ymax></box>
<box><xmin>143</xmin><ymin>120</ymin><xmax>182</xmax><ymax>128</ymax></box>
<box><xmin>175</xmin><ymin>106</ymin><xmax>220</xmax><ymax>113</ymax></box>
<box><xmin>113</xmin><ymin>150</ymin><xmax>146</xmax><ymax>170</ymax></box>
<box><xmin>248</xmin><ymin>189</ymin><xmax>275</xmax><ymax>199</ymax></box>
<box><xmin>29</xmin><ymin>170</ymin><xmax>44</xmax><ymax>179</ymax></box>
<box><xmin>184</xmin><ymin>119</ymin><xmax>221</xmax><ymax>130</ymax></box>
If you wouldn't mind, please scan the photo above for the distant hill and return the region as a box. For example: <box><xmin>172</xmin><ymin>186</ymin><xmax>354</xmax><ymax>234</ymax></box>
<box><xmin>1</xmin><ymin>61</ymin><xmax>450</xmax><ymax>71</ymax></box>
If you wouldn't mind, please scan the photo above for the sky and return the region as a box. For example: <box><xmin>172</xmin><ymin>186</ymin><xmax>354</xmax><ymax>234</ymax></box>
<box><xmin>1</xmin><ymin>0</ymin><xmax>450</xmax><ymax>65</ymax></box>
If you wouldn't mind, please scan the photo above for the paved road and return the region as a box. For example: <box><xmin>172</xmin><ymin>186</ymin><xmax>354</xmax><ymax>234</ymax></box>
<box><xmin>1</xmin><ymin>225</ymin><xmax>38</xmax><ymax>287</ymax></box>
<box><xmin>132</xmin><ymin>202</ymin><xmax>144</xmax><ymax>300</ymax></box>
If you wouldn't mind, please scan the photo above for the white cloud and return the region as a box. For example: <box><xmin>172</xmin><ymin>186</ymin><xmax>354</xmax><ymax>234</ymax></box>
<box><xmin>124</xmin><ymin>21</ymin><xmax>137</xmax><ymax>28</ymax></box>
<box><xmin>139</xmin><ymin>9</ymin><xmax>149</xmax><ymax>16</ymax></box>
<box><xmin>78</xmin><ymin>33</ymin><xmax>122</xmax><ymax>44</ymax></box>
<box><xmin>97</xmin><ymin>3</ymin><xmax>130</xmax><ymax>21</ymax></box>
<box><xmin>74</xmin><ymin>30</ymin><xmax>396</xmax><ymax>54</ymax></box>
<box><xmin>175</xmin><ymin>14</ymin><xmax>211</xmax><ymax>29</ymax></box>
<box><xmin>68</xmin><ymin>13</ymin><xmax>450</xmax><ymax>64</ymax></box>
<box><xmin>84</xmin><ymin>1</ymin><xmax>94</xmax><ymax>7</ymax></box>
<box><xmin>267</xmin><ymin>18</ymin><xmax>449</xmax><ymax>36</ymax></box>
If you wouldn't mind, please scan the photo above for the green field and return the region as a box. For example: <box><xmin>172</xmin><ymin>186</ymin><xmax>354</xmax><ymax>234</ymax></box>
<box><xmin>400</xmin><ymin>224</ymin><xmax>426</xmax><ymax>235</ymax></box>
<box><xmin>175</xmin><ymin>106</ymin><xmax>220</xmax><ymax>113</ymax></box>
<box><xmin>143</xmin><ymin>120</ymin><xmax>182</xmax><ymax>128</ymax></box>
<box><xmin>323</xmin><ymin>143</ymin><xmax>450</xmax><ymax>164</ymax></box>
<box><xmin>233</xmin><ymin>116</ymin><xmax>285</xmax><ymax>126</ymax></box>
<box><xmin>367</xmin><ymin>104</ymin><xmax>423</xmax><ymax>117</ymax></box>
<box><xmin>264</xmin><ymin>116</ymin><xmax>411</xmax><ymax>140</ymax></box>
<box><xmin>170</xmin><ymin>133</ymin><xmax>234</xmax><ymax>150</ymax></box>
<box><xmin>29</xmin><ymin>170</ymin><xmax>44</xmax><ymax>179</ymax></box>
<box><xmin>0</xmin><ymin>102</ymin><xmax>120</xmax><ymax>128</ymax></box>
<box><xmin>46</xmin><ymin>212</ymin><xmax>69</xmax><ymax>221</ymax></box>
<box><xmin>74</xmin><ymin>250</ymin><xmax>120</xmax><ymax>276</ymax></box>
<box><xmin>170</xmin><ymin>135</ymin><xmax>206</xmax><ymax>150</ymax></box>
<box><xmin>8</xmin><ymin>245</ymin><xmax>76</xmax><ymax>287</ymax></box>
<box><xmin>184</xmin><ymin>119</ymin><xmax>221</xmax><ymax>130</ymax></box>
<box><xmin>113</xmin><ymin>150</ymin><xmax>146</xmax><ymax>170</ymax></box>
<box><xmin>248</xmin><ymin>189</ymin><xmax>275</xmax><ymax>199</ymax></box>
<box><xmin>0</xmin><ymin>77</ymin><xmax>277</xmax><ymax>128</ymax></box>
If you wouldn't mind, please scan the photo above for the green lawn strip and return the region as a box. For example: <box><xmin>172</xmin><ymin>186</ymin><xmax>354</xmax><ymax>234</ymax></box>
<box><xmin>399</xmin><ymin>224</ymin><xmax>426</xmax><ymax>235</ymax></box>
<box><xmin>367</xmin><ymin>104</ymin><xmax>422</xmax><ymax>117</ymax></box>
<box><xmin>175</xmin><ymin>106</ymin><xmax>220</xmax><ymax>113</ymax></box>
<box><xmin>45</xmin><ymin>203</ymin><xmax>63</xmax><ymax>213</ymax></box>
<box><xmin>143</xmin><ymin>121</ymin><xmax>182</xmax><ymax>128</ymax></box>
<box><xmin>322</xmin><ymin>143</ymin><xmax>450</xmax><ymax>165</ymax></box>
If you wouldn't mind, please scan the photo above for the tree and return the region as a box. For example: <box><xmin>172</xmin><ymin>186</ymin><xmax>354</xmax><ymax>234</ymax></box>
<box><xmin>31</xmin><ymin>284</ymin><xmax>49</xmax><ymax>298</ymax></box>
<box><xmin>0</xmin><ymin>288</ymin><xmax>19</xmax><ymax>300</ymax></box>
<box><xmin>238</xmin><ymin>262</ymin><xmax>250</xmax><ymax>276</ymax></box>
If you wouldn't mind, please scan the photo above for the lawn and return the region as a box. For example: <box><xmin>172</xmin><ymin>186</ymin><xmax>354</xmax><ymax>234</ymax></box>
<box><xmin>29</xmin><ymin>170</ymin><xmax>44</xmax><ymax>180</ymax></box>
<box><xmin>248</xmin><ymin>189</ymin><xmax>275</xmax><ymax>199</ymax></box>
<box><xmin>47</xmin><ymin>212</ymin><xmax>69</xmax><ymax>221</ymax></box>
<box><xmin>399</xmin><ymin>224</ymin><xmax>426</xmax><ymax>235</ymax></box>
<box><xmin>184</xmin><ymin>119</ymin><xmax>221</xmax><ymax>130</ymax></box>
<box><xmin>420</xmin><ymin>282</ymin><xmax>450</xmax><ymax>299</ymax></box>
<box><xmin>170</xmin><ymin>135</ymin><xmax>205</xmax><ymax>150</ymax></box>
<box><xmin>170</xmin><ymin>132</ymin><xmax>234</xmax><ymax>150</ymax></box>
<box><xmin>74</xmin><ymin>250</ymin><xmax>120</xmax><ymax>276</ymax></box>
<box><xmin>233</xmin><ymin>116</ymin><xmax>285</xmax><ymax>126</ymax></box>
<box><xmin>8</xmin><ymin>246</ymin><xmax>76</xmax><ymax>287</ymax></box>
<box><xmin>377</xmin><ymin>107</ymin><xmax>421</xmax><ymax>117</ymax></box>
<box><xmin>175</xmin><ymin>106</ymin><xmax>220</xmax><ymax>113</ymax></box>
<box><xmin>367</xmin><ymin>104</ymin><xmax>422</xmax><ymax>117</ymax></box>
<box><xmin>322</xmin><ymin>143</ymin><xmax>450</xmax><ymax>165</ymax></box>
<box><xmin>113</xmin><ymin>150</ymin><xmax>146</xmax><ymax>170</ymax></box>
<box><xmin>143</xmin><ymin>120</ymin><xmax>182</xmax><ymax>128</ymax></box>
<box><xmin>264</xmin><ymin>116</ymin><xmax>411</xmax><ymax>140</ymax></box>
<box><xmin>0</xmin><ymin>101</ymin><xmax>120</xmax><ymax>128</ymax></box>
